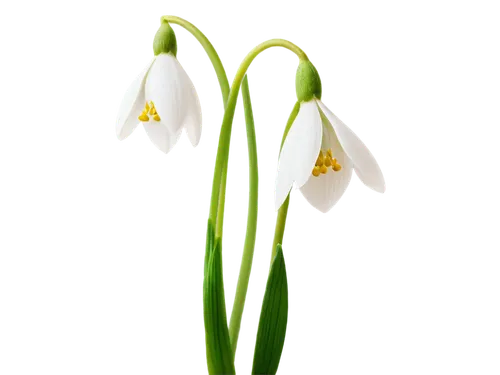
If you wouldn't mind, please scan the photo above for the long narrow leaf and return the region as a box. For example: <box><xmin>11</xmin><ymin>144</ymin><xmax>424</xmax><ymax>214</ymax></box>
<box><xmin>204</xmin><ymin>239</ymin><xmax>235</xmax><ymax>375</ymax></box>
<box><xmin>252</xmin><ymin>245</ymin><xmax>288</xmax><ymax>375</ymax></box>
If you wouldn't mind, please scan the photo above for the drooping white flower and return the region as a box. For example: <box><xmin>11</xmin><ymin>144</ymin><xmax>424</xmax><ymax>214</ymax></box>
<box><xmin>116</xmin><ymin>21</ymin><xmax>201</xmax><ymax>154</ymax></box>
<box><xmin>275</xmin><ymin>99</ymin><xmax>385</xmax><ymax>213</ymax></box>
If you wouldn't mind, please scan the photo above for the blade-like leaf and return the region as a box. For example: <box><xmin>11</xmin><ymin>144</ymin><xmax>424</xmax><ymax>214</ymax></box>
<box><xmin>204</xmin><ymin>239</ymin><xmax>235</xmax><ymax>375</ymax></box>
<box><xmin>252</xmin><ymin>244</ymin><xmax>288</xmax><ymax>375</ymax></box>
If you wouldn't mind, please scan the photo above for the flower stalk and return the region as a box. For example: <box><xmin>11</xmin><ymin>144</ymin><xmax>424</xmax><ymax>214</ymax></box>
<box><xmin>228</xmin><ymin>75</ymin><xmax>258</xmax><ymax>353</ymax></box>
<box><xmin>209</xmin><ymin>39</ymin><xmax>307</xmax><ymax>236</ymax></box>
<box><xmin>154</xmin><ymin>28</ymin><xmax>264</xmax><ymax>348</ymax></box>
<box><xmin>160</xmin><ymin>13</ymin><xmax>231</xmax><ymax>244</ymax></box>
<box><xmin>207</xmin><ymin>40</ymin><xmax>308</xmax><ymax>354</ymax></box>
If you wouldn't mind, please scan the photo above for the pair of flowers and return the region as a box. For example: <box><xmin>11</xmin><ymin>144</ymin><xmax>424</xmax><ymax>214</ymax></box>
<box><xmin>116</xmin><ymin>54</ymin><xmax>385</xmax><ymax>213</ymax></box>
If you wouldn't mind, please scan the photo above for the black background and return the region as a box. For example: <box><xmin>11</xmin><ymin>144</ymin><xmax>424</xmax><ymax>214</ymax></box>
<box><xmin>106</xmin><ymin>2</ymin><xmax>410</xmax><ymax>375</ymax></box>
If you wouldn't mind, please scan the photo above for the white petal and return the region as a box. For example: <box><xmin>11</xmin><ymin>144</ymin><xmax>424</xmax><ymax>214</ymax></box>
<box><xmin>275</xmin><ymin>101</ymin><xmax>322</xmax><ymax>210</ymax></box>
<box><xmin>142</xmin><ymin>122</ymin><xmax>181</xmax><ymax>154</ymax></box>
<box><xmin>284</xmin><ymin>102</ymin><xmax>323</xmax><ymax>188</ymax></box>
<box><xmin>272</xmin><ymin>157</ymin><xmax>293</xmax><ymax>211</ymax></box>
<box><xmin>177</xmin><ymin>60</ymin><xmax>202</xmax><ymax>146</ymax></box>
<box><xmin>317</xmin><ymin>100</ymin><xmax>385</xmax><ymax>193</ymax></box>
<box><xmin>300</xmin><ymin>120</ymin><xmax>353</xmax><ymax>212</ymax></box>
<box><xmin>145</xmin><ymin>54</ymin><xmax>186</xmax><ymax>135</ymax></box>
<box><xmin>115</xmin><ymin>59</ymin><xmax>154</xmax><ymax>140</ymax></box>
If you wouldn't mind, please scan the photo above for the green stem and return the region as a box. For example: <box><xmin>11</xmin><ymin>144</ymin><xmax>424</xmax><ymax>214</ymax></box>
<box><xmin>210</xmin><ymin>40</ymin><xmax>307</xmax><ymax>236</ymax></box>
<box><xmin>217</xmin><ymin>162</ymin><xmax>232</xmax><ymax>284</ymax></box>
<box><xmin>218</xmin><ymin>42</ymin><xmax>307</xmax><ymax>353</ymax></box>
<box><xmin>215</xmin><ymin>163</ymin><xmax>230</xmax><ymax>237</ymax></box>
<box><xmin>162</xmin><ymin>13</ymin><xmax>230</xmax><ymax>103</ymax></box>
<box><xmin>228</xmin><ymin>76</ymin><xmax>258</xmax><ymax>353</ymax></box>
<box><xmin>162</xmin><ymin>13</ymin><xmax>231</xmax><ymax>242</ymax></box>
<box><xmin>162</xmin><ymin>14</ymin><xmax>236</xmax><ymax>370</ymax></box>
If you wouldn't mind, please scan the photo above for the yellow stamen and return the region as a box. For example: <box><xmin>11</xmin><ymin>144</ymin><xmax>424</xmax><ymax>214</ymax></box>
<box><xmin>145</xmin><ymin>102</ymin><xmax>150</xmax><ymax>112</ymax></box>
<box><xmin>153</xmin><ymin>114</ymin><xmax>161</xmax><ymax>122</ymax></box>
<box><xmin>138</xmin><ymin>112</ymin><xmax>149</xmax><ymax>122</ymax></box>
<box><xmin>149</xmin><ymin>102</ymin><xmax>156</xmax><ymax>115</ymax></box>
<box><xmin>311</xmin><ymin>148</ymin><xmax>342</xmax><ymax>176</ymax></box>
<box><xmin>316</xmin><ymin>151</ymin><xmax>324</xmax><ymax>167</ymax></box>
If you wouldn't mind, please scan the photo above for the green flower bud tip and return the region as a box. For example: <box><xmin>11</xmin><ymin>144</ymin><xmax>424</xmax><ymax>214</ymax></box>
<box><xmin>153</xmin><ymin>20</ymin><xmax>177</xmax><ymax>56</ymax></box>
<box><xmin>295</xmin><ymin>60</ymin><xmax>322</xmax><ymax>102</ymax></box>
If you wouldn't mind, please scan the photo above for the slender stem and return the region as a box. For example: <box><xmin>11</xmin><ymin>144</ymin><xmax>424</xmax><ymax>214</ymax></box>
<box><xmin>160</xmin><ymin>16</ymin><xmax>232</xmax><ymax>237</ymax></box>
<box><xmin>217</xmin><ymin>164</ymin><xmax>230</xmax><ymax>284</ymax></box>
<box><xmin>216</xmin><ymin>42</ymin><xmax>307</xmax><ymax>353</ymax></box>
<box><xmin>210</xmin><ymin>40</ymin><xmax>307</xmax><ymax>237</ymax></box>
<box><xmin>228</xmin><ymin>76</ymin><xmax>258</xmax><ymax>353</ymax></box>
<box><xmin>162</xmin><ymin>13</ymin><xmax>230</xmax><ymax>241</ymax></box>
<box><xmin>162</xmin><ymin>13</ymin><xmax>230</xmax><ymax>104</ymax></box>
<box><xmin>215</xmin><ymin>162</ymin><xmax>228</xmax><ymax>238</ymax></box>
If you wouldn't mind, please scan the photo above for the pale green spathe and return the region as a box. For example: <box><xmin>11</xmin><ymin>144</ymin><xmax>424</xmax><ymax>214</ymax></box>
<box><xmin>295</xmin><ymin>60</ymin><xmax>322</xmax><ymax>102</ymax></box>
<box><xmin>153</xmin><ymin>20</ymin><xmax>177</xmax><ymax>56</ymax></box>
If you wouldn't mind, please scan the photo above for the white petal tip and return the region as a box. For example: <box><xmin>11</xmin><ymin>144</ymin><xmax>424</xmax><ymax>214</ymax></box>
<box><xmin>158</xmin><ymin>143</ymin><xmax>177</xmax><ymax>157</ymax></box>
<box><xmin>370</xmin><ymin>169</ymin><xmax>386</xmax><ymax>193</ymax></box>
<box><xmin>364</xmin><ymin>181</ymin><xmax>385</xmax><ymax>194</ymax></box>
<box><xmin>272</xmin><ymin>198</ymin><xmax>278</xmax><ymax>215</ymax></box>
<box><xmin>375</xmin><ymin>185</ymin><xmax>386</xmax><ymax>193</ymax></box>
<box><xmin>271</xmin><ymin>191</ymin><xmax>286</xmax><ymax>215</ymax></box>
<box><xmin>188</xmin><ymin>138</ymin><xmax>203</xmax><ymax>150</ymax></box>
<box><xmin>116</xmin><ymin>132</ymin><xmax>127</xmax><ymax>141</ymax></box>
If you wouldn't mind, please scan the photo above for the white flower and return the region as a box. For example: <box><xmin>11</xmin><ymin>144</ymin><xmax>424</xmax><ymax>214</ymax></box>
<box><xmin>275</xmin><ymin>100</ymin><xmax>385</xmax><ymax>213</ymax></box>
<box><xmin>115</xmin><ymin>53</ymin><xmax>202</xmax><ymax>153</ymax></box>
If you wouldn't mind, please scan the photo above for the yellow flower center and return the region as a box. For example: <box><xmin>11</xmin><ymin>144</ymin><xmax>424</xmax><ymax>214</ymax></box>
<box><xmin>138</xmin><ymin>101</ymin><xmax>161</xmax><ymax>122</ymax></box>
<box><xmin>312</xmin><ymin>149</ymin><xmax>342</xmax><ymax>177</ymax></box>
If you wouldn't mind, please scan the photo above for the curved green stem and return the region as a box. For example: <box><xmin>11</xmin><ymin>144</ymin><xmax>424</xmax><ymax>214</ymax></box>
<box><xmin>162</xmin><ymin>13</ymin><xmax>230</xmax><ymax>103</ymax></box>
<box><xmin>210</xmin><ymin>40</ymin><xmax>307</xmax><ymax>236</ymax></box>
<box><xmin>162</xmin><ymin>13</ymin><xmax>230</xmax><ymax>244</ymax></box>
<box><xmin>215</xmin><ymin>41</ymin><xmax>306</xmax><ymax>353</ymax></box>
<box><xmin>162</xmin><ymin>13</ymin><xmax>237</xmax><ymax>374</ymax></box>
<box><xmin>215</xmin><ymin>162</ymin><xmax>231</xmax><ymax>237</ymax></box>
<box><xmin>228</xmin><ymin>76</ymin><xmax>258</xmax><ymax>353</ymax></box>
<box><xmin>162</xmin><ymin>16</ymin><xmax>266</xmax><ymax>360</ymax></box>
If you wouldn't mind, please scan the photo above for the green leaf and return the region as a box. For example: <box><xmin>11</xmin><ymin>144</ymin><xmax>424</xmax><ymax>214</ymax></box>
<box><xmin>252</xmin><ymin>245</ymin><xmax>288</xmax><ymax>375</ymax></box>
<box><xmin>203</xmin><ymin>238</ymin><xmax>235</xmax><ymax>375</ymax></box>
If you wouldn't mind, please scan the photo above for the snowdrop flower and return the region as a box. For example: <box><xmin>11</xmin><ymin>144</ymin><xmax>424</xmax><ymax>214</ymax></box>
<box><xmin>116</xmin><ymin>21</ymin><xmax>202</xmax><ymax>153</ymax></box>
<box><xmin>275</xmin><ymin>61</ymin><xmax>385</xmax><ymax>212</ymax></box>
